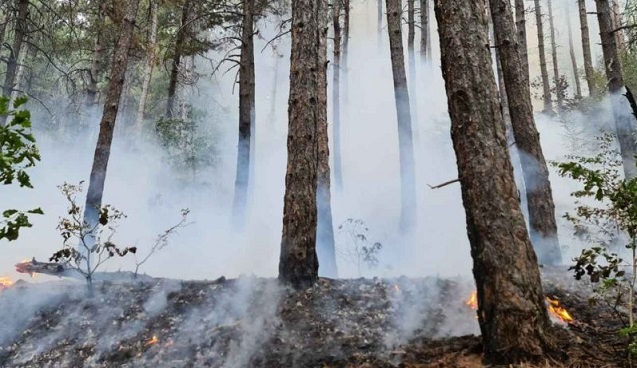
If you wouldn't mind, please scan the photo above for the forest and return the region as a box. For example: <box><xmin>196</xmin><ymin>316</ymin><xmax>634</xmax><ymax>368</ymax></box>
<box><xmin>2</xmin><ymin>0</ymin><xmax>637</xmax><ymax>366</ymax></box>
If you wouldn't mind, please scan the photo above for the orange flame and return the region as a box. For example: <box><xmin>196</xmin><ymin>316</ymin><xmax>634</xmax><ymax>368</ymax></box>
<box><xmin>546</xmin><ymin>296</ymin><xmax>573</xmax><ymax>324</ymax></box>
<box><xmin>0</xmin><ymin>276</ymin><xmax>13</xmax><ymax>290</ymax></box>
<box><xmin>145</xmin><ymin>335</ymin><xmax>159</xmax><ymax>346</ymax></box>
<box><xmin>466</xmin><ymin>290</ymin><xmax>478</xmax><ymax>310</ymax></box>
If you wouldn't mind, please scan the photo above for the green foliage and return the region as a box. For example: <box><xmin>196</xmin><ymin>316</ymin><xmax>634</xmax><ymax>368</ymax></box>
<box><xmin>0</xmin><ymin>96</ymin><xmax>42</xmax><ymax>241</ymax></box>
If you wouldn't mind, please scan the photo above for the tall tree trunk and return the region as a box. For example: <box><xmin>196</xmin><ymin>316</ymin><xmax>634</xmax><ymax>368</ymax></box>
<box><xmin>9</xmin><ymin>40</ymin><xmax>28</xmax><ymax>106</ymax></box>
<box><xmin>407</xmin><ymin>0</ymin><xmax>418</xmax><ymax>137</ymax></box>
<box><xmin>547</xmin><ymin>0</ymin><xmax>563</xmax><ymax>110</ymax></box>
<box><xmin>317</xmin><ymin>1</ymin><xmax>337</xmax><ymax>278</ymax></box>
<box><xmin>596</xmin><ymin>0</ymin><xmax>637</xmax><ymax>179</ymax></box>
<box><xmin>2</xmin><ymin>0</ymin><xmax>27</xmax><ymax>101</ymax></box>
<box><xmin>386</xmin><ymin>0</ymin><xmax>416</xmax><ymax>232</ymax></box>
<box><xmin>612</xmin><ymin>0</ymin><xmax>626</xmax><ymax>53</ymax></box>
<box><xmin>83</xmin><ymin>0</ymin><xmax>140</xmax><ymax>280</ymax></box>
<box><xmin>534</xmin><ymin>0</ymin><xmax>553</xmax><ymax>113</ymax></box>
<box><xmin>333</xmin><ymin>1</ymin><xmax>343</xmax><ymax>190</ymax></box>
<box><xmin>567</xmin><ymin>6</ymin><xmax>582</xmax><ymax>99</ymax></box>
<box><xmin>342</xmin><ymin>0</ymin><xmax>350</xmax><ymax>116</ymax></box>
<box><xmin>167</xmin><ymin>0</ymin><xmax>193</xmax><ymax>118</ymax></box>
<box><xmin>377</xmin><ymin>0</ymin><xmax>382</xmax><ymax>47</ymax></box>
<box><xmin>135</xmin><ymin>0</ymin><xmax>159</xmax><ymax>132</ymax></box>
<box><xmin>514</xmin><ymin>0</ymin><xmax>530</xmax><ymax>85</ymax></box>
<box><xmin>232</xmin><ymin>0</ymin><xmax>256</xmax><ymax>228</ymax></box>
<box><xmin>491</xmin><ymin>0</ymin><xmax>562</xmax><ymax>265</ymax></box>
<box><xmin>579</xmin><ymin>0</ymin><xmax>597</xmax><ymax>96</ymax></box>
<box><xmin>279</xmin><ymin>0</ymin><xmax>321</xmax><ymax>288</ymax></box>
<box><xmin>86</xmin><ymin>0</ymin><xmax>105</xmax><ymax>107</ymax></box>
<box><xmin>420</xmin><ymin>0</ymin><xmax>430</xmax><ymax>60</ymax></box>
<box><xmin>435</xmin><ymin>0</ymin><xmax>558</xmax><ymax>364</ymax></box>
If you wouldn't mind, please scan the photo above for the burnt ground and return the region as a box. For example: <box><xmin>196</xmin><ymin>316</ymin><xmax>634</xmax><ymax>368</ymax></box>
<box><xmin>0</xmin><ymin>267</ymin><xmax>632</xmax><ymax>368</ymax></box>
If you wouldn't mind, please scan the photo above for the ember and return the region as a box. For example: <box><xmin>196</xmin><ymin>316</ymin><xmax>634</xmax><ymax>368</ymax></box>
<box><xmin>466</xmin><ymin>290</ymin><xmax>477</xmax><ymax>310</ymax></box>
<box><xmin>0</xmin><ymin>276</ymin><xmax>13</xmax><ymax>290</ymax></box>
<box><xmin>546</xmin><ymin>296</ymin><xmax>573</xmax><ymax>324</ymax></box>
<box><xmin>145</xmin><ymin>335</ymin><xmax>159</xmax><ymax>346</ymax></box>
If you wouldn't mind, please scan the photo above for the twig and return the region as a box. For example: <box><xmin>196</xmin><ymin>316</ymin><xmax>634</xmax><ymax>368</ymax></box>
<box><xmin>427</xmin><ymin>178</ymin><xmax>459</xmax><ymax>189</ymax></box>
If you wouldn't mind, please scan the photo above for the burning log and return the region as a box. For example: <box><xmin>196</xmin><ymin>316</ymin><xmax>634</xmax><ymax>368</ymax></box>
<box><xmin>14</xmin><ymin>258</ymin><xmax>78</xmax><ymax>279</ymax></box>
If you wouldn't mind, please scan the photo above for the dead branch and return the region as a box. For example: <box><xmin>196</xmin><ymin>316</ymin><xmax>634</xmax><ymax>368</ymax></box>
<box><xmin>427</xmin><ymin>178</ymin><xmax>460</xmax><ymax>189</ymax></box>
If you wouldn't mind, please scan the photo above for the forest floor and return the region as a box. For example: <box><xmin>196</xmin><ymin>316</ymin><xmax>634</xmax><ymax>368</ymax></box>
<box><xmin>0</xmin><ymin>267</ymin><xmax>631</xmax><ymax>368</ymax></box>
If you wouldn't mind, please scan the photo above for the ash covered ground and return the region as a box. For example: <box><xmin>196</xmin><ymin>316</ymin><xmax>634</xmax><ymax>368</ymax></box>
<box><xmin>0</xmin><ymin>268</ymin><xmax>630</xmax><ymax>368</ymax></box>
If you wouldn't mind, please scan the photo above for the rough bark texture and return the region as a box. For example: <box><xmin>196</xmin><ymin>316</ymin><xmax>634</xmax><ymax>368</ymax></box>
<box><xmin>578</xmin><ymin>0</ymin><xmax>597</xmax><ymax>96</ymax></box>
<box><xmin>534</xmin><ymin>0</ymin><xmax>553</xmax><ymax>113</ymax></box>
<box><xmin>514</xmin><ymin>0</ymin><xmax>529</xmax><ymax>85</ymax></box>
<box><xmin>135</xmin><ymin>0</ymin><xmax>159</xmax><ymax>132</ymax></box>
<box><xmin>232</xmin><ymin>0</ymin><xmax>256</xmax><ymax>228</ymax></box>
<box><xmin>317</xmin><ymin>0</ymin><xmax>337</xmax><ymax>278</ymax></box>
<box><xmin>567</xmin><ymin>6</ymin><xmax>582</xmax><ymax>99</ymax></box>
<box><xmin>386</xmin><ymin>0</ymin><xmax>416</xmax><ymax>232</ymax></box>
<box><xmin>596</xmin><ymin>0</ymin><xmax>637</xmax><ymax>179</ymax></box>
<box><xmin>2</xmin><ymin>0</ymin><xmax>27</xmax><ymax>102</ymax></box>
<box><xmin>86</xmin><ymin>0</ymin><xmax>105</xmax><ymax>107</ymax></box>
<box><xmin>83</xmin><ymin>0</ymin><xmax>140</xmax><ymax>261</ymax></box>
<box><xmin>408</xmin><ymin>0</ymin><xmax>415</xmax><ymax>53</ymax></box>
<box><xmin>435</xmin><ymin>0</ymin><xmax>558</xmax><ymax>364</ymax></box>
<box><xmin>547</xmin><ymin>0</ymin><xmax>562</xmax><ymax>110</ymax></box>
<box><xmin>166</xmin><ymin>0</ymin><xmax>193</xmax><ymax>118</ymax></box>
<box><xmin>491</xmin><ymin>0</ymin><xmax>562</xmax><ymax>265</ymax></box>
<box><xmin>279</xmin><ymin>0</ymin><xmax>321</xmax><ymax>288</ymax></box>
<box><xmin>420</xmin><ymin>0</ymin><xmax>430</xmax><ymax>59</ymax></box>
<box><xmin>611</xmin><ymin>0</ymin><xmax>626</xmax><ymax>53</ymax></box>
<box><xmin>333</xmin><ymin>0</ymin><xmax>343</xmax><ymax>190</ymax></box>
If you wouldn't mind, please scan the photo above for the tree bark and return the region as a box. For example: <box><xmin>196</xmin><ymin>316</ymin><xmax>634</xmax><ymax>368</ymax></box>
<box><xmin>342</xmin><ymin>0</ymin><xmax>350</xmax><ymax>117</ymax></box>
<box><xmin>578</xmin><ymin>0</ymin><xmax>597</xmax><ymax>97</ymax></box>
<box><xmin>547</xmin><ymin>0</ymin><xmax>562</xmax><ymax>111</ymax></box>
<box><xmin>611</xmin><ymin>0</ymin><xmax>626</xmax><ymax>53</ymax></box>
<box><xmin>333</xmin><ymin>0</ymin><xmax>343</xmax><ymax>190</ymax></box>
<box><xmin>434</xmin><ymin>0</ymin><xmax>558</xmax><ymax>364</ymax></box>
<box><xmin>386</xmin><ymin>0</ymin><xmax>416</xmax><ymax>232</ymax></box>
<box><xmin>317</xmin><ymin>0</ymin><xmax>337</xmax><ymax>278</ymax></box>
<box><xmin>491</xmin><ymin>0</ymin><xmax>562</xmax><ymax>265</ymax></box>
<box><xmin>86</xmin><ymin>0</ymin><xmax>105</xmax><ymax>107</ymax></box>
<box><xmin>407</xmin><ymin>0</ymin><xmax>418</xmax><ymax>137</ymax></box>
<box><xmin>514</xmin><ymin>0</ymin><xmax>529</xmax><ymax>86</ymax></box>
<box><xmin>232</xmin><ymin>0</ymin><xmax>256</xmax><ymax>228</ymax></box>
<box><xmin>167</xmin><ymin>0</ymin><xmax>194</xmax><ymax>118</ymax></box>
<box><xmin>135</xmin><ymin>0</ymin><xmax>159</xmax><ymax>132</ymax></box>
<box><xmin>83</xmin><ymin>0</ymin><xmax>140</xmax><ymax>271</ymax></box>
<box><xmin>279</xmin><ymin>0</ymin><xmax>321</xmax><ymax>288</ymax></box>
<box><xmin>2</xmin><ymin>0</ymin><xmax>27</xmax><ymax>102</ymax></box>
<box><xmin>420</xmin><ymin>0</ymin><xmax>430</xmax><ymax>60</ymax></box>
<box><xmin>567</xmin><ymin>6</ymin><xmax>582</xmax><ymax>99</ymax></box>
<box><xmin>533</xmin><ymin>0</ymin><xmax>553</xmax><ymax>114</ymax></box>
<box><xmin>596</xmin><ymin>0</ymin><xmax>637</xmax><ymax>179</ymax></box>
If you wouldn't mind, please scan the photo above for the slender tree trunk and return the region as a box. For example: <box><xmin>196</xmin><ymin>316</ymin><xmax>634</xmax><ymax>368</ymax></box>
<box><xmin>268</xmin><ymin>50</ymin><xmax>281</xmax><ymax>125</ymax></box>
<box><xmin>83</xmin><ymin>0</ymin><xmax>140</xmax><ymax>275</ymax></box>
<box><xmin>377</xmin><ymin>0</ymin><xmax>382</xmax><ymax>47</ymax></box>
<box><xmin>386</xmin><ymin>0</ymin><xmax>416</xmax><ymax>232</ymax></box>
<box><xmin>547</xmin><ymin>0</ymin><xmax>563</xmax><ymax>110</ymax></box>
<box><xmin>167</xmin><ymin>0</ymin><xmax>193</xmax><ymax>118</ymax></box>
<box><xmin>407</xmin><ymin>0</ymin><xmax>418</xmax><ymax>137</ymax></box>
<box><xmin>612</xmin><ymin>0</ymin><xmax>626</xmax><ymax>53</ymax></box>
<box><xmin>567</xmin><ymin>6</ymin><xmax>582</xmax><ymax>99</ymax></box>
<box><xmin>333</xmin><ymin>1</ymin><xmax>343</xmax><ymax>190</ymax></box>
<box><xmin>232</xmin><ymin>0</ymin><xmax>256</xmax><ymax>228</ymax></box>
<box><xmin>596</xmin><ymin>0</ymin><xmax>637</xmax><ymax>179</ymax></box>
<box><xmin>534</xmin><ymin>0</ymin><xmax>553</xmax><ymax>113</ymax></box>
<box><xmin>435</xmin><ymin>1</ymin><xmax>558</xmax><ymax>364</ymax></box>
<box><xmin>317</xmin><ymin>1</ymin><xmax>337</xmax><ymax>278</ymax></box>
<box><xmin>86</xmin><ymin>0</ymin><xmax>105</xmax><ymax>107</ymax></box>
<box><xmin>514</xmin><ymin>0</ymin><xmax>530</xmax><ymax>85</ymax></box>
<box><xmin>420</xmin><ymin>0</ymin><xmax>429</xmax><ymax>60</ymax></box>
<box><xmin>0</xmin><ymin>10</ymin><xmax>9</xmax><ymax>56</ymax></box>
<box><xmin>279</xmin><ymin>0</ymin><xmax>321</xmax><ymax>289</ymax></box>
<box><xmin>2</xmin><ymin>0</ymin><xmax>27</xmax><ymax>100</ymax></box>
<box><xmin>9</xmin><ymin>40</ymin><xmax>28</xmax><ymax>106</ymax></box>
<box><xmin>491</xmin><ymin>0</ymin><xmax>562</xmax><ymax>265</ymax></box>
<box><xmin>342</xmin><ymin>0</ymin><xmax>350</xmax><ymax>113</ymax></box>
<box><xmin>135</xmin><ymin>0</ymin><xmax>159</xmax><ymax>132</ymax></box>
<box><xmin>579</xmin><ymin>0</ymin><xmax>597</xmax><ymax>96</ymax></box>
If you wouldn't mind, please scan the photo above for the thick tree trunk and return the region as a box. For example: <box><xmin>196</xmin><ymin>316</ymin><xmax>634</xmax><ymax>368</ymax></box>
<box><xmin>279</xmin><ymin>0</ymin><xmax>321</xmax><ymax>288</ymax></box>
<box><xmin>317</xmin><ymin>1</ymin><xmax>337</xmax><ymax>278</ymax></box>
<box><xmin>333</xmin><ymin>1</ymin><xmax>343</xmax><ymax>190</ymax></box>
<box><xmin>514</xmin><ymin>0</ymin><xmax>529</xmax><ymax>85</ymax></box>
<box><xmin>434</xmin><ymin>0</ymin><xmax>558</xmax><ymax>364</ymax></box>
<box><xmin>167</xmin><ymin>0</ymin><xmax>193</xmax><ymax>118</ymax></box>
<box><xmin>135</xmin><ymin>0</ymin><xmax>159</xmax><ymax>132</ymax></box>
<box><xmin>534</xmin><ymin>0</ymin><xmax>553</xmax><ymax>113</ymax></box>
<box><xmin>83</xmin><ymin>0</ymin><xmax>140</xmax><ymax>274</ymax></box>
<box><xmin>567</xmin><ymin>6</ymin><xmax>582</xmax><ymax>99</ymax></box>
<box><xmin>578</xmin><ymin>0</ymin><xmax>597</xmax><ymax>96</ymax></box>
<box><xmin>386</xmin><ymin>0</ymin><xmax>416</xmax><ymax>232</ymax></box>
<box><xmin>2</xmin><ymin>0</ymin><xmax>27</xmax><ymax>101</ymax></box>
<box><xmin>232</xmin><ymin>0</ymin><xmax>256</xmax><ymax>228</ymax></box>
<box><xmin>596</xmin><ymin>0</ymin><xmax>637</xmax><ymax>179</ymax></box>
<box><xmin>420</xmin><ymin>0</ymin><xmax>430</xmax><ymax>60</ymax></box>
<box><xmin>547</xmin><ymin>0</ymin><xmax>562</xmax><ymax>110</ymax></box>
<box><xmin>86</xmin><ymin>0</ymin><xmax>105</xmax><ymax>107</ymax></box>
<box><xmin>491</xmin><ymin>0</ymin><xmax>562</xmax><ymax>265</ymax></box>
